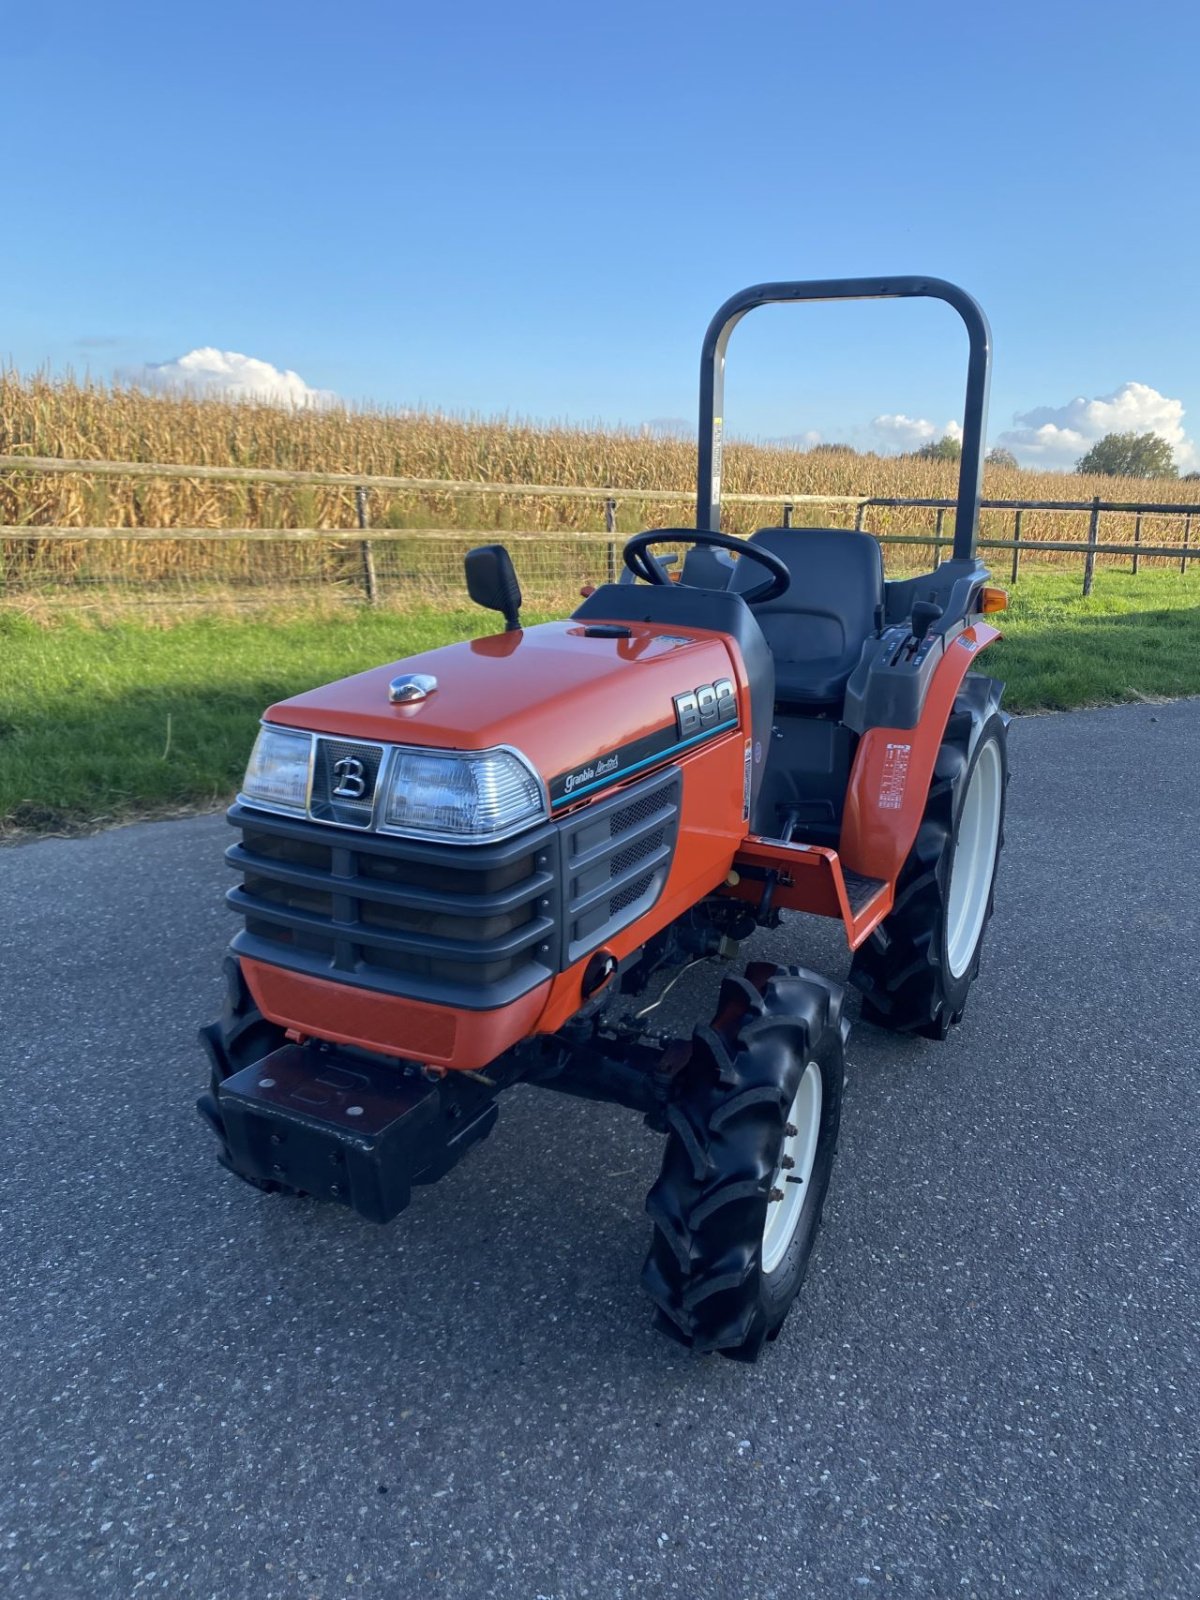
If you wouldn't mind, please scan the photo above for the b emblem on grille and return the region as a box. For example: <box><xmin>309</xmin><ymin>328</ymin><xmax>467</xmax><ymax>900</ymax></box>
<box><xmin>332</xmin><ymin>756</ymin><xmax>368</xmax><ymax>799</ymax></box>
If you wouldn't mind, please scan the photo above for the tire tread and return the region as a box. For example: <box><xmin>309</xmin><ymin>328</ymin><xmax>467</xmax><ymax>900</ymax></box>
<box><xmin>642</xmin><ymin>964</ymin><xmax>844</xmax><ymax>1361</ymax></box>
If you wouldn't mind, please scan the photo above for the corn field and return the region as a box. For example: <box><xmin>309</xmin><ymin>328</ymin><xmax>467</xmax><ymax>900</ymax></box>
<box><xmin>2</xmin><ymin>371</ymin><xmax>1197</xmax><ymax>616</ymax></box>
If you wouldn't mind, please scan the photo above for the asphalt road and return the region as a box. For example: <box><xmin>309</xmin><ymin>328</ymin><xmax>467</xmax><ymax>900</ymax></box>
<box><xmin>2</xmin><ymin>700</ymin><xmax>1198</xmax><ymax>1599</ymax></box>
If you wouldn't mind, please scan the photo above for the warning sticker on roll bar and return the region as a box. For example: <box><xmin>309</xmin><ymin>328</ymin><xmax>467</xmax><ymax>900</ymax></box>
<box><xmin>878</xmin><ymin>742</ymin><xmax>912</xmax><ymax>810</ymax></box>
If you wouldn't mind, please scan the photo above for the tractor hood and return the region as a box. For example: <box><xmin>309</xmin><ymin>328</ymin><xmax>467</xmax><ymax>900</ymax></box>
<box><xmin>265</xmin><ymin>619</ymin><xmax>743</xmax><ymax>807</ymax></box>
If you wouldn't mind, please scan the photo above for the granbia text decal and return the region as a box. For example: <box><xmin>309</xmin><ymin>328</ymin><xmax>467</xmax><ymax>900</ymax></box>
<box><xmin>563</xmin><ymin>752</ymin><xmax>621</xmax><ymax>795</ymax></box>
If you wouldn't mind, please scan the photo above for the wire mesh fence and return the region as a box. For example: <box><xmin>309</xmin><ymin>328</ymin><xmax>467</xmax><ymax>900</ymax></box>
<box><xmin>0</xmin><ymin>532</ymin><xmax>726</xmax><ymax>617</ymax></box>
<box><xmin>1</xmin><ymin>450</ymin><xmax>1197</xmax><ymax>616</ymax></box>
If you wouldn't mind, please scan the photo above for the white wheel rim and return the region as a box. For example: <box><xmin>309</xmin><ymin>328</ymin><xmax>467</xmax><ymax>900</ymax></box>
<box><xmin>945</xmin><ymin>737</ymin><xmax>1003</xmax><ymax>979</ymax></box>
<box><xmin>762</xmin><ymin>1062</ymin><xmax>822</xmax><ymax>1275</ymax></box>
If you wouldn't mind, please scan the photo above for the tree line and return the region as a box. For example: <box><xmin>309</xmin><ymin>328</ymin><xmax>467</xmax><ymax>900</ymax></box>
<box><xmin>883</xmin><ymin>430</ymin><xmax>1195</xmax><ymax>479</ymax></box>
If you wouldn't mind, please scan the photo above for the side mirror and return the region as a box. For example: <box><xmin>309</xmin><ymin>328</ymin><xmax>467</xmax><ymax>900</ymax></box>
<box><xmin>464</xmin><ymin>544</ymin><xmax>523</xmax><ymax>633</ymax></box>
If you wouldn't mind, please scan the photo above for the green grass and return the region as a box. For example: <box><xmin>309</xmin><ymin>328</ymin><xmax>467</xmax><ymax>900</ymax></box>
<box><xmin>986</xmin><ymin>569</ymin><xmax>1200</xmax><ymax>709</ymax></box>
<box><xmin>2</xmin><ymin>570</ymin><xmax>1197</xmax><ymax>835</ymax></box>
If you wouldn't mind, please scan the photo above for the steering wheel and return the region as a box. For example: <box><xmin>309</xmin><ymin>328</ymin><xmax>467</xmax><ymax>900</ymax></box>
<box><xmin>623</xmin><ymin>529</ymin><xmax>791</xmax><ymax>605</ymax></box>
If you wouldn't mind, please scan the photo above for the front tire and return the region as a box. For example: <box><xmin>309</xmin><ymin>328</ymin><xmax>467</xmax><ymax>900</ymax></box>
<box><xmin>850</xmin><ymin>677</ymin><xmax>1008</xmax><ymax>1039</ymax></box>
<box><xmin>642</xmin><ymin>963</ymin><xmax>847</xmax><ymax>1362</ymax></box>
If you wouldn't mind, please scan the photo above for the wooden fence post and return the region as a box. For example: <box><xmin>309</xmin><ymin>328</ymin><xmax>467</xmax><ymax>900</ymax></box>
<box><xmin>854</xmin><ymin>501</ymin><xmax>866</xmax><ymax>532</ymax></box>
<box><xmin>1182</xmin><ymin>513</ymin><xmax>1192</xmax><ymax>576</ymax></box>
<box><xmin>1082</xmin><ymin>496</ymin><xmax>1100</xmax><ymax>597</ymax></box>
<box><xmin>782</xmin><ymin>502</ymin><xmax>793</xmax><ymax>528</ymax></box>
<box><xmin>1010</xmin><ymin>508</ymin><xmax>1023</xmax><ymax>585</ymax></box>
<box><xmin>1132</xmin><ymin>514</ymin><xmax>1142</xmax><ymax>575</ymax></box>
<box><xmin>604</xmin><ymin>496</ymin><xmax>618</xmax><ymax>584</ymax></box>
<box><xmin>355</xmin><ymin>487</ymin><xmax>378</xmax><ymax>605</ymax></box>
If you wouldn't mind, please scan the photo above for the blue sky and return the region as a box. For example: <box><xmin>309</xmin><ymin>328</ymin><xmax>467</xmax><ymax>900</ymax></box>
<box><xmin>4</xmin><ymin>0</ymin><xmax>1197</xmax><ymax>469</ymax></box>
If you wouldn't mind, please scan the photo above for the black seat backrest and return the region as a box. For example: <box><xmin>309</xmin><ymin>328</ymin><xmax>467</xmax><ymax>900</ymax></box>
<box><xmin>680</xmin><ymin>544</ymin><xmax>737</xmax><ymax>588</ymax></box>
<box><xmin>730</xmin><ymin>527</ymin><xmax>884</xmax><ymax>710</ymax></box>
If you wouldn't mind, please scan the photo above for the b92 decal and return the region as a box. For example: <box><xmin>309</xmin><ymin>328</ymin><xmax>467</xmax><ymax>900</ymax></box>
<box><xmin>673</xmin><ymin>677</ymin><xmax>738</xmax><ymax>739</ymax></box>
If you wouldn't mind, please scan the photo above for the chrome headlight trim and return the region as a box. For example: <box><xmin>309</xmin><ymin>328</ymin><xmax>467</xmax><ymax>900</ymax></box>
<box><xmin>236</xmin><ymin>725</ymin><xmax>548</xmax><ymax>844</ymax></box>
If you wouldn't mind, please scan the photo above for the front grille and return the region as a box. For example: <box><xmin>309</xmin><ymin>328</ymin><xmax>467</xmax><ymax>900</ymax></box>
<box><xmin>226</xmin><ymin>803</ymin><xmax>559</xmax><ymax>1008</ymax></box>
<box><xmin>610</xmin><ymin>872</ymin><xmax>656</xmax><ymax>915</ymax></box>
<box><xmin>611</xmin><ymin>833</ymin><xmax>662</xmax><ymax>878</ymax></box>
<box><xmin>226</xmin><ymin>764</ymin><xmax>683</xmax><ymax>1009</ymax></box>
<box><xmin>611</xmin><ymin>791</ymin><xmax>669</xmax><ymax>834</ymax></box>
<box><xmin>559</xmin><ymin>769</ymin><xmax>681</xmax><ymax>965</ymax></box>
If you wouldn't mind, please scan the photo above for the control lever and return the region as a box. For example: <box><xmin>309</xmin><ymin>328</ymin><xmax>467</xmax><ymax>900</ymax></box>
<box><xmin>910</xmin><ymin>599</ymin><xmax>944</xmax><ymax>642</ymax></box>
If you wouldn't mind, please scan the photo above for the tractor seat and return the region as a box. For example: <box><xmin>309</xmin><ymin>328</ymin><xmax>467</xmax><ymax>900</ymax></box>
<box><xmin>730</xmin><ymin>527</ymin><xmax>884</xmax><ymax>713</ymax></box>
<box><xmin>680</xmin><ymin>543</ymin><xmax>737</xmax><ymax>588</ymax></box>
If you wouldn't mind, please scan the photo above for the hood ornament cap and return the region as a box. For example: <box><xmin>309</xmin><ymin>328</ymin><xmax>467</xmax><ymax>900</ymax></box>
<box><xmin>388</xmin><ymin>673</ymin><xmax>438</xmax><ymax>705</ymax></box>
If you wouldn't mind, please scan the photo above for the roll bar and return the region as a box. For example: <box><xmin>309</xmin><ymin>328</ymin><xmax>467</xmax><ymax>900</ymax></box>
<box><xmin>696</xmin><ymin>276</ymin><xmax>992</xmax><ymax>563</ymax></box>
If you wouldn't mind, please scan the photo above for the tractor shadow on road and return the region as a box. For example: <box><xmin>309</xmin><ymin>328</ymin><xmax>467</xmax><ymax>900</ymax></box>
<box><xmin>183</xmin><ymin>929</ymin><xmax>981</xmax><ymax>1391</ymax></box>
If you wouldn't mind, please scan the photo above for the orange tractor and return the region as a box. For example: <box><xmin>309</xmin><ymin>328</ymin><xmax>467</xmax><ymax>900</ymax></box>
<box><xmin>199</xmin><ymin>277</ymin><xmax>1009</xmax><ymax>1361</ymax></box>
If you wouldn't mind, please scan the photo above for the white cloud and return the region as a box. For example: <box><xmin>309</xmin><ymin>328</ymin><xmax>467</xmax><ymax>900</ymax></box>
<box><xmin>125</xmin><ymin>348</ymin><xmax>338</xmax><ymax>408</ymax></box>
<box><xmin>869</xmin><ymin>414</ymin><xmax>962</xmax><ymax>453</ymax></box>
<box><xmin>995</xmin><ymin>382</ymin><xmax>1196</xmax><ymax>472</ymax></box>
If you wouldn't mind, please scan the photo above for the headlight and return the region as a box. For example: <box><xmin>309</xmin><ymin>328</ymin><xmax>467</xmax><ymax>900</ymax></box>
<box><xmin>240</xmin><ymin>726</ymin><xmax>313</xmax><ymax>813</ymax></box>
<box><xmin>380</xmin><ymin>746</ymin><xmax>546</xmax><ymax>842</ymax></box>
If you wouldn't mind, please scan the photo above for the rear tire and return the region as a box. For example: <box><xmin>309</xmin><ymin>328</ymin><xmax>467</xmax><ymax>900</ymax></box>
<box><xmin>197</xmin><ymin>956</ymin><xmax>304</xmax><ymax>1197</ymax></box>
<box><xmin>642</xmin><ymin>963</ymin><xmax>846</xmax><ymax>1362</ymax></box>
<box><xmin>850</xmin><ymin>677</ymin><xmax>1008</xmax><ymax>1039</ymax></box>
